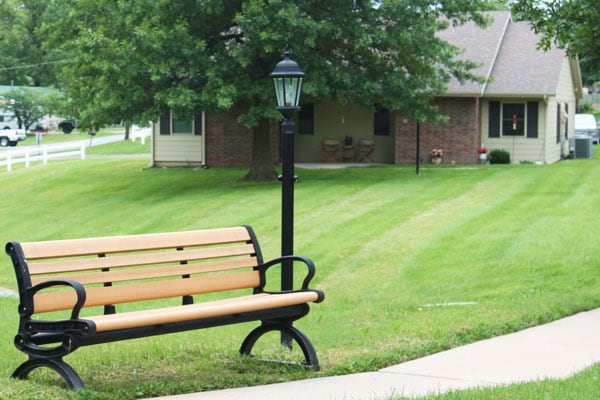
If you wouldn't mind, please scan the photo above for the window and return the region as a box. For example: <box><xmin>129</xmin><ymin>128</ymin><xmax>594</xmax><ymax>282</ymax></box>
<box><xmin>489</xmin><ymin>101</ymin><xmax>538</xmax><ymax>138</ymax></box>
<box><xmin>298</xmin><ymin>103</ymin><xmax>314</xmax><ymax>135</ymax></box>
<box><xmin>160</xmin><ymin>110</ymin><xmax>202</xmax><ymax>135</ymax></box>
<box><xmin>374</xmin><ymin>107</ymin><xmax>390</xmax><ymax>135</ymax></box>
<box><xmin>502</xmin><ymin>103</ymin><xmax>525</xmax><ymax>136</ymax></box>
<box><xmin>172</xmin><ymin>119</ymin><xmax>193</xmax><ymax>134</ymax></box>
<box><xmin>564</xmin><ymin>103</ymin><xmax>569</xmax><ymax>140</ymax></box>
<box><xmin>555</xmin><ymin>103</ymin><xmax>569</xmax><ymax>143</ymax></box>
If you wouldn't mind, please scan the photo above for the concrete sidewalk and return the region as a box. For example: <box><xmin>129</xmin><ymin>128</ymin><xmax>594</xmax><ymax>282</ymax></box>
<box><xmin>149</xmin><ymin>308</ymin><xmax>600</xmax><ymax>400</ymax></box>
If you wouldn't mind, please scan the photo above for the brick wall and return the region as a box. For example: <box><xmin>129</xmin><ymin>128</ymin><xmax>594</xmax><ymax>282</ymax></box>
<box><xmin>395</xmin><ymin>97</ymin><xmax>481</xmax><ymax>164</ymax></box>
<box><xmin>205</xmin><ymin>105</ymin><xmax>280</xmax><ymax>166</ymax></box>
<box><xmin>205</xmin><ymin>97</ymin><xmax>481</xmax><ymax>166</ymax></box>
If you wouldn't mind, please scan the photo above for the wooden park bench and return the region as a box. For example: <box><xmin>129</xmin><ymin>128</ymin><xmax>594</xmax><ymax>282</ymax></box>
<box><xmin>5</xmin><ymin>226</ymin><xmax>324</xmax><ymax>389</ymax></box>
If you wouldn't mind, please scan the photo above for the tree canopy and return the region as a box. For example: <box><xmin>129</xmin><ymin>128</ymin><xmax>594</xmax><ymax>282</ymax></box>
<box><xmin>0</xmin><ymin>0</ymin><xmax>57</xmax><ymax>86</ymax></box>
<box><xmin>41</xmin><ymin>0</ymin><xmax>491</xmax><ymax>179</ymax></box>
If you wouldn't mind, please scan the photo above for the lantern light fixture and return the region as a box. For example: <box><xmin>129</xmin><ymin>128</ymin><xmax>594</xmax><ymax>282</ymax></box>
<box><xmin>270</xmin><ymin>49</ymin><xmax>305</xmax><ymax>116</ymax></box>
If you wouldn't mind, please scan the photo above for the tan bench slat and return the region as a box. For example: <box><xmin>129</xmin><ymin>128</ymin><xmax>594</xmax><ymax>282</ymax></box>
<box><xmin>21</xmin><ymin>227</ymin><xmax>251</xmax><ymax>259</ymax></box>
<box><xmin>30</xmin><ymin>258</ymin><xmax>258</xmax><ymax>286</ymax></box>
<box><xmin>28</xmin><ymin>244</ymin><xmax>257</xmax><ymax>275</ymax></box>
<box><xmin>88</xmin><ymin>292</ymin><xmax>320</xmax><ymax>332</ymax></box>
<box><xmin>33</xmin><ymin>271</ymin><xmax>260</xmax><ymax>313</ymax></box>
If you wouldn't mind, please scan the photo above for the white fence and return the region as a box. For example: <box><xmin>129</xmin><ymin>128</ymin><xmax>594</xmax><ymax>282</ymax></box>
<box><xmin>0</xmin><ymin>141</ymin><xmax>86</xmax><ymax>172</ymax></box>
<box><xmin>130</xmin><ymin>126</ymin><xmax>152</xmax><ymax>144</ymax></box>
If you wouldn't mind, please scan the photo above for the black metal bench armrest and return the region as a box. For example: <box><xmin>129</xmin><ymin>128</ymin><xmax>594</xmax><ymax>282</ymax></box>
<box><xmin>24</xmin><ymin>279</ymin><xmax>86</xmax><ymax>320</ymax></box>
<box><xmin>259</xmin><ymin>255</ymin><xmax>317</xmax><ymax>290</ymax></box>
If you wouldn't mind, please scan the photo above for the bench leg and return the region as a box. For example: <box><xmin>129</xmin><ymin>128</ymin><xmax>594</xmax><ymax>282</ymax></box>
<box><xmin>239</xmin><ymin>323</ymin><xmax>320</xmax><ymax>370</ymax></box>
<box><xmin>12</xmin><ymin>357</ymin><xmax>84</xmax><ymax>389</ymax></box>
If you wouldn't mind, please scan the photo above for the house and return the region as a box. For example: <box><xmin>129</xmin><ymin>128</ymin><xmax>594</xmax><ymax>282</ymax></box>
<box><xmin>406</xmin><ymin>10</ymin><xmax>583</xmax><ymax>164</ymax></box>
<box><xmin>151</xmin><ymin>11</ymin><xmax>582</xmax><ymax>167</ymax></box>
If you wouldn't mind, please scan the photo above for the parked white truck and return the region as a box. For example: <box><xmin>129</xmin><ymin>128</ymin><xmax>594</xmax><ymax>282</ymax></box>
<box><xmin>0</xmin><ymin>128</ymin><xmax>26</xmax><ymax>147</ymax></box>
<box><xmin>574</xmin><ymin>113</ymin><xmax>599</xmax><ymax>144</ymax></box>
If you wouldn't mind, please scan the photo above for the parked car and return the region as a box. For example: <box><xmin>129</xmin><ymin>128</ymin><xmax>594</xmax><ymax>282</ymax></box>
<box><xmin>0</xmin><ymin>127</ymin><xmax>26</xmax><ymax>147</ymax></box>
<box><xmin>574</xmin><ymin>113</ymin><xmax>599</xmax><ymax>144</ymax></box>
<box><xmin>58</xmin><ymin>120</ymin><xmax>77</xmax><ymax>133</ymax></box>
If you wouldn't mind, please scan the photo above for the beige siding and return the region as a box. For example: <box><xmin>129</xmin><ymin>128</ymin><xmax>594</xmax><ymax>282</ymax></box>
<box><xmin>480</xmin><ymin>58</ymin><xmax>578</xmax><ymax>165</ymax></box>
<box><xmin>543</xmin><ymin>98</ymin><xmax>561</xmax><ymax>163</ymax></box>
<box><xmin>295</xmin><ymin>99</ymin><xmax>395</xmax><ymax>163</ymax></box>
<box><xmin>481</xmin><ymin>99</ymin><xmax>547</xmax><ymax>163</ymax></box>
<box><xmin>152</xmin><ymin>125</ymin><xmax>204</xmax><ymax>166</ymax></box>
<box><xmin>553</xmin><ymin>58</ymin><xmax>578</xmax><ymax>159</ymax></box>
<box><xmin>539</xmin><ymin>59</ymin><xmax>577</xmax><ymax>163</ymax></box>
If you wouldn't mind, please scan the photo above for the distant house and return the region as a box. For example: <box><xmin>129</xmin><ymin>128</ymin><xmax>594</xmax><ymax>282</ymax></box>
<box><xmin>151</xmin><ymin>11</ymin><xmax>582</xmax><ymax>167</ymax></box>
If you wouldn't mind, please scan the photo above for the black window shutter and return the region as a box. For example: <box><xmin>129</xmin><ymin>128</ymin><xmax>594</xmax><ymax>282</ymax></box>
<box><xmin>489</xmin><ymin>101</ymin><xmax>500</xmax><ymax>138</ymax></box>
<box><xmin>194</xmin><ymin>113</ymin><xmax>202</xmax><ymax>135</ymax></box>
<box><xmin>160</xmin><ymin>109</ymin><xmax>171</xmax><ymax>135</ymax></box>
<box><xmin>556</xmin><ymin>103</ymin><xmax>561</xmax><ymax>143</ymax></box>
<box><xmin>298</xmin><ymin>103</ymin><xmax>314</xmax><ymax>135</ymax></box>
<box><xmin>527</xmin><ymin>102</ymin><xmax>538</xmax><ymax>138</ymax></box>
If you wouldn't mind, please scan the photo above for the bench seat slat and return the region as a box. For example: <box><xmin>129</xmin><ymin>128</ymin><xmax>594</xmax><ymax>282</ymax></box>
<box><xmin>30</xmin><ymin>258</ymin><xmax>258</xmax><ymax>286</ymax></box>
<box><xmin>27</xmin><ymin>244</ymin><xmax>258</xmax><ymax>275</ymax></box>
<box><xmin>21</xmin><ymin>227</ymin><xmax>252</xmax><ymax>259</ymax></box>
<box><xmin>88</xmin><ymin>292</ymin><xmax>320</xmax><ymax>332</ymax></box>
<box><xmin>33</xmin><ymin>271</ymin><xmax>261</xmax><ymax>313</ymax></box>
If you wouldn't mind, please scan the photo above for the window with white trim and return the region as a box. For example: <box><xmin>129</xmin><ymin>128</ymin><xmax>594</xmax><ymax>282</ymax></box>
<box><xmin>488</xmin><ymin>101</ymin><xmax>538</xmax><ymax>138</ymax></box>
<box><xmin>160</xmin><ymin>110</ymin><xmax>202</xmax><ymax>136</ymax></box>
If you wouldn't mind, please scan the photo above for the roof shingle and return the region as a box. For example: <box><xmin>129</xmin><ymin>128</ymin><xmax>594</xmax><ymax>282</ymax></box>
<box><xmin>438</xmin><ymin>11</ymin><xmax>566</xmax><ymax>97</ymax></box>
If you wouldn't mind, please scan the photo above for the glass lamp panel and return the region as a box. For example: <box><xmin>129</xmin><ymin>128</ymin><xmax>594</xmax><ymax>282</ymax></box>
<box><xmin>292</xmin><ymin>78</ymin><xmax>303</xmax><ymax>107</ymax></box>
<box><xmin>273</xmin><ymin>78</ymin><xmax>286</xmax><ymax>108</ymax></box>
<box><xmin>278</xmin><ymin>77</ymin><xmax>302</xmax><ymax>108</ymax></box>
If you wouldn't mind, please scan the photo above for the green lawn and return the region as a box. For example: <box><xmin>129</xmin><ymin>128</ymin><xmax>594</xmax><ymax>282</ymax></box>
<box><xmin>19</xmin><ymin>127</ymin><xmax>151</xmax><ymax>155</ymax></box>
<box><xmin>25</xmin><ymin>127</ymin><xmax>124</xmax><ymax>144</ymax></box>
<box><xmin>0</xmin><ymin>144</ymin><xmax>599</xmax><ymax>399</ymax></box>
<box><xmin>395</xmin><ymin>363</ymin><xmax>600</xmax><ymax>400</ymax></box>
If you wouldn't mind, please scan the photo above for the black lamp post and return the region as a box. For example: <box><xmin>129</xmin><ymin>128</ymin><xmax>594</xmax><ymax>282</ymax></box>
<box><xmin>270</xmin><ymin>50</ymin><xmax>304</xmax><ymax>298</ymax></box>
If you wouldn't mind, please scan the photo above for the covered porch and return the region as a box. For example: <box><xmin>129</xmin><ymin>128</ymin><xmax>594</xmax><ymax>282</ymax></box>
<box><xmin>294</xmin><ymin>99</ymin><xmax>396</xmax><ymax>164</ymax></box>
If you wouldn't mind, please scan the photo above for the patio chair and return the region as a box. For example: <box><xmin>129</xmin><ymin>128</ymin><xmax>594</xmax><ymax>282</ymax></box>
<box><xmin>356</xmin><ymin>139</ymin><xmax>375</xmax><ymax>163</ymax></box>
<box><xmin>321</xmin><ymin>139</ymin><xmax>341</xmax><ymax>162</ymax></box>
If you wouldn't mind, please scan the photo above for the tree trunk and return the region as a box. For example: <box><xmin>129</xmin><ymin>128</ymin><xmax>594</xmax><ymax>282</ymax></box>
<box><xmin>243</xmin><ymin>117</ymin><xmax>278</xmax><ymax>181</ymax></box>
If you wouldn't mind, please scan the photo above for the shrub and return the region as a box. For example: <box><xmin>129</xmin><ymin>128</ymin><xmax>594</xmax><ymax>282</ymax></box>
<box><xmin>578</xmin><ymin>103</ymin><xmax>595</xmax><ymax>114</ymax></box>
<box><xmin>489</xmin><ymin>149</ymin><xmax>510</xmax><ymax>164</ymax></box>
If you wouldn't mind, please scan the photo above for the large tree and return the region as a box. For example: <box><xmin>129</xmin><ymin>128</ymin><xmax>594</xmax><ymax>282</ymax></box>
<box><xmin>512</xmin><ymin>0</ymin><xmax>600</xmax><ymax>85</ymax></box>
<box><xmin>44</xmin><ymin>0</ymin><xmax>490</xmax><ymax>180</ymax></box>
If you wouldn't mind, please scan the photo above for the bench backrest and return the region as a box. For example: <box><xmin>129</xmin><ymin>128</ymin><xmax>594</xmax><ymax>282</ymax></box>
<box><xmin>7</xmin><ymin>226</ymin><xmax>264</xmax><ymax>315</ymax></box>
